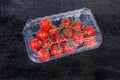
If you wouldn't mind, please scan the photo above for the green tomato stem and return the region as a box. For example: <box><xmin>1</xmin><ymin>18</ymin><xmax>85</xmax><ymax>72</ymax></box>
<box><xmin>43</xmin><ymin>38</ymin><xmax>73</xmax><ymax>48</ymax></box>
<box><xmin>57</xmin><ymin>26</ymin><xmax>64</xmax><ymax>30</ymax></box>
<box><xmin>43</xmin><ymin>22</ymin><xmax>83</xmax><ymax>48</ymax></box>
<box><xmin>49</xmin><ymin>22</ymin><xmax>53</xmax><ymax>26</ymax></box>
<box><xmin>59</xmin><ymin>24</ymin><xmax>81</xmax><ymax>32</ymax></box>
<box><xmin>66</xmin><ymin>28</ymin><xmax>70</xmax><ymax>34</ymax></box>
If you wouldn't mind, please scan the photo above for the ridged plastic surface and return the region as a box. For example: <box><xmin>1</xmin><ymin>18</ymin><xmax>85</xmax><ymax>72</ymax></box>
<box><xmin>23</xmin><ymin>8</ymin><xmax>102</xmax><ymax>63</ymax></box>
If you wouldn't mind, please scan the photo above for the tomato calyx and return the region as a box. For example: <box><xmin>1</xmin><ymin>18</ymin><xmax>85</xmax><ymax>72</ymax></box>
<box><xmin>49</xmin><ymin>22</ymin><xmax>53</xmax><ymax>26</ymax></box>
<box><xmin>56</xmin><ymin>45</ymin><xmax>60</xmax><ymax>50</ymax></box>
<box><xmin>75</xmin><ymin>31</ymin><xmax>80</xmax><ymax>35</ymax></box>
<box><xmin>38</xmin><ymin>41</ymin><xmax>42</xmax><ymax>46</ymax></box>
<box><xmin>45</xmin><ymin>49</ymin><xmax>49</xmax><ymax>54</ymax></box>
<box><xmin>68</xmin><ymin>43</ymin><xmax>73</xmax><ymax>47</ymax></box>
<box><xmin>66</xmin><ymin>28</ymin><xmax>70</xmax><ymax>34</ymax></box>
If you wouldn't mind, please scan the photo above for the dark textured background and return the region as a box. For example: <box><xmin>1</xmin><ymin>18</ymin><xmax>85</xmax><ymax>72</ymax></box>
<box><xmin>0</xmin><ymin>0</ymin><xmax>120</xmax><ymax>80</ymax></box>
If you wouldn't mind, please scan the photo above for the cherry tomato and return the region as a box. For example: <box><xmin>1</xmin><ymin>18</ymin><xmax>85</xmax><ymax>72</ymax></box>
<box><xmin>72</xmin><ymin>21</ymin><xmax>82</xmax><ymax>29</ymax></box>
<box><xmin>37</xmin><ymin>48</ymin><xmax>50</xmax><ymax>61</ymax></box>
<box><xmin>84</xmin><ymin>37</ymin><xmax>96</xmax><ymax>46</ymax></box>
<box><xmin>63</xmin><ymin>43</ymin><xmax>75</xmax><ymax>52</ymax></box>
<box><xmin>29</xmin><ymin>38</ymin><xmax>41</xmax><ymax>50</ymax></box>
<box><xmin>53</xmin><ymin>34</ymin><xmax>64</xmax><ymax>43</ymax></box>
<box><xmin>36</xmin><ymin>30</ymin><xmax>48</xmax><ymax>40</ymax></box>
<box><xmin>51</xmin><ymin>45</ymin><xmax>63</xmax><ymax>56</ymax></box>
<box><xmin>39</xmin><ymin>18</ymin><xmax>51</xmax><ymax>31</ymax></box>
<box><xmin>42</xmin><ymin>39</ymin><xmax>52</xmax><ymax>48</ymax></box>
<box><xmin>60</xmin><ymin>18</ymin><xmax>71</xmax><ymax>26</ymax></box>
<box><xmin>73</xmin><ymin>32</ymin><xmax>84</xmax><ymax>44</ymax></box>
<box><xmin>49</xmin><ymin>25</ymin><xmax>58</xmax><ymax>36</ymax></box>
<box><xmin>63</xmin><ymin>28</ymin><xmax>73</xmax><ymax>38</ymax></box>
<box><xmin>83</xmin><ymin>26</ymin><xmax>94</xmax><ymax>37</ymax></box>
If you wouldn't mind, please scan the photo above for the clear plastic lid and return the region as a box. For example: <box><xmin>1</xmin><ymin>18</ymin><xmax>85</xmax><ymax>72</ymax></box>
<box><xmin>23</xmin><ymin>8</ymin><xmax>102</xmax><ymax>63</ymax></box>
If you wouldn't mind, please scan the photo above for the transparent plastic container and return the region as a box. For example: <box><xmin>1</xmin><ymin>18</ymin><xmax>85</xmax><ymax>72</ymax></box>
<box><xmin>23</xmin><ymin>8</ymin><xmax>102</xmax><ymax>63</ymax></box>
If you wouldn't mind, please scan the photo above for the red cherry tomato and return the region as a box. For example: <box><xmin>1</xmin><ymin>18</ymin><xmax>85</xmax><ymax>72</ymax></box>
<box><xmin>63</xmin><ymin>28</ymin><xmax>73</xmax><ymax>38</ymax></box>
<box><xmin>36</xmin><ymin>30</ymin><xmax>48</xmax><ymax>40</ymax></box>
<box><xmin>49</xmin><ymin>25</ymin><xmax>58</xmax><ymax>36</ymax></box>
<box><xmin>83</xmin><ymin>26</ymin><xmax>94</xmax><ymax>37</ymax></box>
<box><xmin>53</xmin><ymin>34</ymin><xmax>64</xmax><ymax>43</ymax></box>
<box><xmin>39</xmin><ymin>18</ymin><xmax>51</xmax><ymax>31</ymax></box>
<box><xmin>29</xmin><ymin>38</ymin><xmax>41</xmax><ymax>50</ymax></box>
<box><xmin>42</xmin><ymin>39</ymin><xmax>52</xmax><ymax>48</ymax></box>
<box><xmin>84</xmin><ymin>37</ymin><xmax>96</xmax><ymax>46</ymax></box>
<box><xmin>73</xmin><ymin>32</ymin><xmax>84</xmax><ymax>44</ymax></box>
<box><xmin>51</xmin><ymin>45</ymin><xmax>63</xmax><ymax>56</ymax></box>
<box><xmin>72</xmin><ymin>21</ymin><xmax>82</xmax><ymax>29</ymax></box>
<box><xmin>37</xmin><ymin>48</ymin><xmax>50</xmax><ymax>61</ymax></box>
<box><xmin>60</xmin><ymin>18</ymin><xmax>71</xmax><ymax>26</ymax></box>
<box><xmin>63</xmin><ymin>43</ymin><xmax>75</xmax><ymax>52</ymax></box>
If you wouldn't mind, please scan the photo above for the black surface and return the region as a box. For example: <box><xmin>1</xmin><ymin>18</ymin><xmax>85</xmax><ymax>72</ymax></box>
<box><xmin>0</xmin><ymin>0</ymin><xmax>120</xmax><ymax>80</ymax></box>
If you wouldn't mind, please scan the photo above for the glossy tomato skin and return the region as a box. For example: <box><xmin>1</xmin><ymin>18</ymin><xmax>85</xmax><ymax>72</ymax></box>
<box><xmin>84</xmin><ymin>37</ymin><xmax>96</xmax><ymax>46</ymax></box>
<box><xmin>63</xmin><ymin>43</ymin><xmax>75</xmax><ymax>52</ymax></box>
<box><xmin>73</xmin><ymin>32</ymin><xmax>84</xmax><ymax>44</ymax></box>
<box><xmin>51</xmin><ymin>45</ymin><xmax>63</xmax><ymax>56</ymax></box>
<box><xmin>36</xmin><ymin>30</ymin><xmax>48</xmax><ymax>40</ymax></box>
<box><xmin>49</xmin><ymin>25</ymin><xmax>58</xmax><ymax>36</ymax></box>
<box><xmin>63</xmin><ymin>28</ymin><xmax>73</xmax><ymax>38</ymax></box>
<box><xmin>29</xmin><ymin>38</ymin><xmax>41</xmax><ymax>50</ymax></box>
<box><xmin>83</xmin><ymin>26</ymin><xmax>94</xmax><ymax>37</ymax></box>
<box><xmin>53</xmin><ymin>34</ymin><xmax>64</xmax><ymax>43</ymax></box>
<box><xmin>60</xmin><ymin>18</ymin><xmax>71</xmax><ymax>26</ymax></box>
<box><xmin>42</xmin><ymin>39</ymin><xmax>52</xmax><ymax>47</ymax></box>
<box><xmin>37</xmin><ymin>48</ymin><xmax>50</xmax><ymax>61</ymax></box>
<box><xmin>72</xmin><ymin>21</ymin><xmax>82</xmax><ymax>29</ymax></box>
<box><xmin>39</xmin><ymin>18</ymin><xmax>51</xmax><ymax>31</ymax></box>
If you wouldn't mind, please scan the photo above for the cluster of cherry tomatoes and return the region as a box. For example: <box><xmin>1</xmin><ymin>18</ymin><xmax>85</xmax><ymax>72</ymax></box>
<box><xmin>29</xmin><ymin>17</ymin><xmax>96</xmax><ymax>61</ymax></box>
